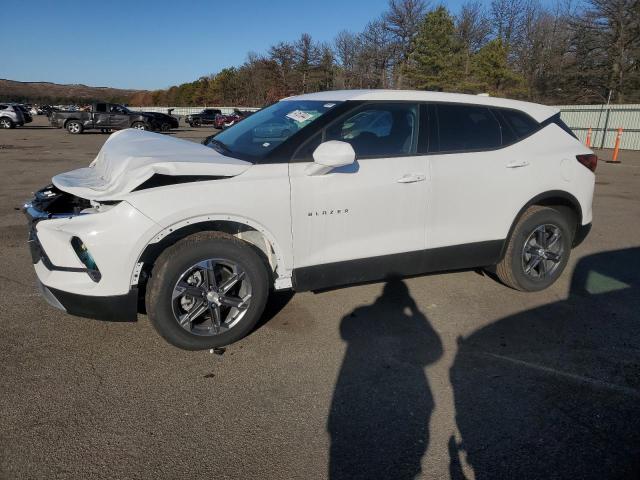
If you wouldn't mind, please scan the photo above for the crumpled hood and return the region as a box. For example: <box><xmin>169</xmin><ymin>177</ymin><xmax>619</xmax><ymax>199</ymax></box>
<box><xmin>52</xmin><ymin>129</ymin><xmax>251</xmax><ymax>200</ymax></box>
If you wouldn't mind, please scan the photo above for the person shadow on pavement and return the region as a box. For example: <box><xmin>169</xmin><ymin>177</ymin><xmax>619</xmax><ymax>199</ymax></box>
<box><xmin>449</xmin><ymin>247</ymin><xmax>640</xmax><ymax>480</ymax></box>
<box><xmin>328</xmin><ymin>278</ymin><xmax>443</xmax><ymax>480</ymax></box>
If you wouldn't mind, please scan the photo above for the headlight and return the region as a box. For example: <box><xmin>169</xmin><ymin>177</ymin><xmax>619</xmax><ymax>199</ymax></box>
<box><xmin>71</xmin><ymin>236</ymin><xmax>101</xmax><ymax>282</ymax></box>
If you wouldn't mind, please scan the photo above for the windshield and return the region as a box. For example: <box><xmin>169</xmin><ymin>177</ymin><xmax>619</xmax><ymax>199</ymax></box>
<box><xmin>205</xmin><ymin>100</ymin><xmax>341</xmax><ymax>161</ymax></box>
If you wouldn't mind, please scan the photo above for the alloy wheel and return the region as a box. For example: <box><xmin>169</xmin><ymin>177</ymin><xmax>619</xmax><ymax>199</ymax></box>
<box><xmin>171</xmin><ymin>258</ymin><xmax>252</xmax><ymax>336</ymax></box>
<box><xmin>521</xmin><ymin>224</ymin><xmax>564</xmax><ymax>279</ymax></box>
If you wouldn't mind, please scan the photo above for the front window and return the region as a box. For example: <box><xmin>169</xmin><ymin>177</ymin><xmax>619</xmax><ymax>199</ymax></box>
<box><xmin>326</xmin><ymin>103</ymin><xmax>419</xmax><ymax>158</ymax></box>
<box><xmin>205</xmin><ymin>100</ymin><xmax>341</xmax><ymax>162</ymax></box>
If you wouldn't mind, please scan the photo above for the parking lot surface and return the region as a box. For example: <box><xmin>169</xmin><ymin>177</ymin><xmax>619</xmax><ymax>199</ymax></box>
<box><xmin>1</xmin><ymin>117</ymin><xmax>639</xmax><ymax>479</ymax></box>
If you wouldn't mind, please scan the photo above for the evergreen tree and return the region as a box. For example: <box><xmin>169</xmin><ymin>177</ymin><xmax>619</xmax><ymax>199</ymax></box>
<box><xmin>405</xmin><ymin>6</ymin><xmax>464</xmax><ymax>91</ymax></box>
<box><xmin>471</xmin><ymin>39</ymin><xmax>523</xmax><ymax>95</ymax></box>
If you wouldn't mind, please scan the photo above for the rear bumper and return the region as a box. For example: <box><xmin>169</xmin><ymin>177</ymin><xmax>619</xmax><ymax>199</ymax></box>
<box><xmin>37</xmin><ymin>279</ymin><xmax>138</xmax><ymax>322</ymax></box>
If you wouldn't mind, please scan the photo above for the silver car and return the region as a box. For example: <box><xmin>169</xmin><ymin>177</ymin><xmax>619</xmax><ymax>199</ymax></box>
<box><xmin>0</xmin><ymin>103</ymin><xmax>26</xmax><ymax>128</ymax></box>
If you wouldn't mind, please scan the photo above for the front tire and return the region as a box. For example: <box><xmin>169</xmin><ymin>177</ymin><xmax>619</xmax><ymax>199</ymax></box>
<box><xmin>0</xmin><ymin>117</ymin><xmax>14</xmax><ymax>129</ymax></box>
<box><xmin>495</xmin><ymin>206</ymin><xmax>573</xmax><ymax>291</ymax></box>
<box><xmin>131</xmin><ymin>121</ymin><xmax>148</xmax><ymax>131</ymax></box>
<box><xmin>146</xmin><ymin>232</ymin><xmax>270</xmax><ymax>350</ymax></box>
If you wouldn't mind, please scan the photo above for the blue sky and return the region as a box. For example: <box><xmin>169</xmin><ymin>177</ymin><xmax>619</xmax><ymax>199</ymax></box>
<box><xmin>4</xmin><ymin>0</ymin><xmax>472</xmax><ymax>90</ymax></box>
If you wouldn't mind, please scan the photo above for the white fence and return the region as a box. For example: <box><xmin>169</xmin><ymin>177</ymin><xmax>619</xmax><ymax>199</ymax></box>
<box><xmin>128</xmin><ymin>106</ymin><xmax>260</xmax><ymax>116</ymax></box>
<box><xmin>557</xmin><ymin>104</ymin><xmax>640</xmax><ymax>150</ymax></box>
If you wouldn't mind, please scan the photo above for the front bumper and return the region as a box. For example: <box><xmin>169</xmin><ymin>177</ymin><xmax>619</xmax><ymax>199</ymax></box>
<box><xmin>37</xmin><ymin>278</ymin><xmax>138</xmax><ymax>321</ymax></box>
<box><xmin>23</xmin><ymin>187</ymin><xmax>161</xmax><ymax>322</ymax></box>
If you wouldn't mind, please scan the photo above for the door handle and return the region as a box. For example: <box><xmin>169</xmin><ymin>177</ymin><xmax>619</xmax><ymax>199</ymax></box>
<box><xmin>397</xmin><ymin>173</ymin><xmax>426</xmax><ymax>183</ymax></box>
<box><xmin>506</xmin><ymin>160</ymin><xmax>530</xmax><ymax>168</ymax></box>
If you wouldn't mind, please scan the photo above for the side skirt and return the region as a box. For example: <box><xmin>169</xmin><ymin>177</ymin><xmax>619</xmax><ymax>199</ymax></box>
<box><xmin>292</xmin><ymin>240</ymin><xmax>505</xmax><ymax>292</ymax></box>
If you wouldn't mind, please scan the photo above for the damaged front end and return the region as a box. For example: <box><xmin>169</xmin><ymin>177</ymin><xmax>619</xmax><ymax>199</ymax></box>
<box><xmin>24</xmin><ymin>185</ymin><xmax>106</xmax><ymax>282</ymax></box>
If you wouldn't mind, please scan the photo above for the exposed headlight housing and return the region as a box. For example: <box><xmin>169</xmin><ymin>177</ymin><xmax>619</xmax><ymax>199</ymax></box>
<box><xmin>71</xmin><ymin>236</ymin><xmax>101</xmax><ymax>282</ymax></box>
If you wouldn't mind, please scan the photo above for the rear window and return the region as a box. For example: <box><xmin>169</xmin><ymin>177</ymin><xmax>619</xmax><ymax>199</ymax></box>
<box><xmin>497</xmin><ymin>109</ymin><xmax>539</xmax><ymax>139</ymax></box>
<box><xmin>544</xmin><ymin>113</ymin><xmax>577</xmax><ymax>139</ymax></box>
<box><xmin>435</xmin><ymin>104</ymin><xmax>501</xmax><ymax>152</ymax></box>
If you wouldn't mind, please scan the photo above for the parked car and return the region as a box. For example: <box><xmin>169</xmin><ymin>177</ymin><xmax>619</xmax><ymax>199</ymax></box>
<box><xmin>23</xmin><ymin>90</ymin><xmax>595</xmax><ymax>350</ymax></box>
<box><xmin>110</xmin><ymin>104</ymin><xmax>179</xmax><ymax>131</ymax></box>
<box><xmin>39</xmin><ymin>105</ymin><xmax>57</xmax><ymax>117</ymax></box>
<box><xmin>49</xmin><ymin>103</ymin><xmax>159</xmax><ymax>134</ymax></box>
<box><xmin>185</xmin><ymin>109</ymin><xmax>222</xmax><ymax>127</ymax></box>
<box><xmin>15</xmin><ymin>104</ymin><xmax>33</xmax><ymax>124</ymax></box>
<box><xmin>213</xmin><ymin>109</ymin><xmax>251</xmax><ymax>129</ymax></box>
<box><xmin>0</xmin><ymin>103</ymin><xmax>28</xmax><ymax>128</ymax></box>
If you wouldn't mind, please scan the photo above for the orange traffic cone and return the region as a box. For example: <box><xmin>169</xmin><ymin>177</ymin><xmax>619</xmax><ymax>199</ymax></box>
<box><xmin>607</xmin><ymin>128</ymin><xmax>623</xmax><ymax>164</ymax></box>
<box><xmin>585</xmin><ymin>127</ymin><xmax>592</xmax><ymax>147</ymax></box>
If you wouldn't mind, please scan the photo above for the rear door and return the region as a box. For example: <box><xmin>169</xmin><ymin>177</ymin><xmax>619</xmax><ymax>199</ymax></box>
<box><xmin>425</xmin><ymin>103</ymin><xmax>537</xmax><ymax>251</ymax></box>
<box><xmin>93</xmin><ymin>103</ymin><xmax>111</xmax><ymax>128</ymax></box>
<box><xmin>289</xmin><ymin>102</ymin><xmax>428</xmax><ymax>288</ymax></box>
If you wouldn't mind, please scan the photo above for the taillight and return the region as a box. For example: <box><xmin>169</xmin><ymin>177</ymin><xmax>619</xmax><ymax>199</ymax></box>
<box><xmin>576</xmin><ymin>154</ymin><xmax>597</xmax><ymax>172</ymax></box>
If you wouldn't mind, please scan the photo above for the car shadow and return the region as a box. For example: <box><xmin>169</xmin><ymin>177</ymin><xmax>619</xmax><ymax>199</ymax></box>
<box><xmin>328</xmin><ymin>278</ymin><xmax>443</xmax><ymax>479</ymax></box>
<box><xmin>253</xmin><ymin>290</ymin><xmax>295</xmax><ymax>331</ymax></box>
<box><xmin>449</xmin><ymin>247</ymin><xmax>640</xmax><ymax>479</ymax></box>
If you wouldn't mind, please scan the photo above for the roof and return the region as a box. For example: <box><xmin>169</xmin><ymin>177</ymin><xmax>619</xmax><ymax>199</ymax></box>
<box><xmin>285</xmin><ymin>89</ymin><xmax>558</xmax><ymax>122</ymax></box>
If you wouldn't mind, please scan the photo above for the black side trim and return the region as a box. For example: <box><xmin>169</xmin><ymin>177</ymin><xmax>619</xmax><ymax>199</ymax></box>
<box><xmin>573</xmin><ymin>222</ymin><xmax>592</xmax><ymax>247</ymax></box>
<box><xmin>46</xmin><ymin>285</ymin><xmax>139</xmax><ymax>322</ymax></box>
<box><xmin>292</xmin><ymin>240</ymin><xmax>504</xmax><ymax>292</ymax></box>
<box><xmin>132</xmin><ymin>174</ymin><xmax>227</xmax><ymax>191</ymax></box>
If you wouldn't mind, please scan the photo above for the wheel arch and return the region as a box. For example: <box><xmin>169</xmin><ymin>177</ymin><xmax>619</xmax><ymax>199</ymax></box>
<box><xmin>133</xmin><ymin>217</ymin><xmax>291</xmax><ymax>308</ymax></box>
<box><xmin>63</xmin><ymin>118</ymin><xmax>82</xmax><ymax>128</ymax></box>
<box><xmin>499</xmin><ymin>190</ymin><xmax>583</xmax><ymax>261</ymax></box>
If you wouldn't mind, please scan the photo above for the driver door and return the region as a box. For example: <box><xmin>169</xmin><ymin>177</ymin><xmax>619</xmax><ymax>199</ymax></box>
<box><xmin>289</xmin><ymin>102</ymin><xmax>428</xmax><ymax>290</ymax></box>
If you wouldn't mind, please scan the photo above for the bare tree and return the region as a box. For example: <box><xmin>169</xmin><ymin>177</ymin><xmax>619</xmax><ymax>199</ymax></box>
<box><xmin>578</xmin><ymin>0</ymin><xmax>640</xmax><ymax>102</ymax></box>
<box><xmin>269</xmin><ymin>42</ymin><xmax>297</xmax><ymax>96</ymax></box>
<box><xmin>334</xmin><ymin>30</ymin><xmax>362</xmax><ymax>88</ymax></box>
<box><xmin>359</xmin><ymin>20</ymin><xmax>397</xmax><ymax>88</ymax></box>
<box><xmin>383</xmin><ymin>0</ymin><xmax>428</xmax><ymax>59</ymax></box>
<box><xmin>490</xmin><ymin>0</ymin><xmax>526</xmax><ymax>50</ymax></box>
<box><xmin>295</xmin><ymin>33</ymin><xmax>321</xmax><ymax>93</ymax></box>
<box><xmin>457</xmin><ymin>1</ymin><xmax>492</xmax><ymax>76</ymax></box>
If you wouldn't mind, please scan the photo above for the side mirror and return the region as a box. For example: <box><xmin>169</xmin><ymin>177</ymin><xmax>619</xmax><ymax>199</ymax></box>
<box><xmin>306</xmin><ymin>141</ymin><xmax>356</xmax><ymax>176</ymax></box>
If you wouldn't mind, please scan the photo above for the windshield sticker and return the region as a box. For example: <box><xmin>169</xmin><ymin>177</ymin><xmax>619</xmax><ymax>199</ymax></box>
<box><xmin>286</xmin><ymin>110</ymin><xmax>314</xmax><ymax>123</ymax></box>
<box><xmin>323</xmin><ymin>103</ymin><xmax>336</xmax><ymax>108</ymax></box>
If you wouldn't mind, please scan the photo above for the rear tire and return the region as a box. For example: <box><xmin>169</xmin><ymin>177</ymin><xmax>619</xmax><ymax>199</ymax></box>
<box><xmin>495</xmin><ymin>206</ymin><xmax>573</xmax><ymax>291</ymax></box>
<box><xmin>0</xmin><ymin>117</ymin><xmax>14</xmax><ymax>129</ymax></box>
<box><xmin>146</xmin><ymin>232</ymin><xmax>270</xmax><ymax>350</ymax></box>
<box><xmin>66</xmin><ymin>120</ymin><xmax>83</xmax><ymax>134</ymax></box>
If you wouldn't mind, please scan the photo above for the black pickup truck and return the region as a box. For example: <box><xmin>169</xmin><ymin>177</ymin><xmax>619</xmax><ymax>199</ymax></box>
<box><xmin>184</xmin><ymin>108</ymin><xmax>222</xmax><ymax>127</ymax></box>
<box><xmin>49</xmin><ymin>103</ymin><xmax>176</xmax><ymax>134</ymax></box>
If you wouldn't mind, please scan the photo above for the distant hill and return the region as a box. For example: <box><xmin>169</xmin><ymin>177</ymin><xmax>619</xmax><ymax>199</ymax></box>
<box><xmin>0</xmin><ymin>79</ymin><xmax>146</xmax><ymax>104</ymax></box>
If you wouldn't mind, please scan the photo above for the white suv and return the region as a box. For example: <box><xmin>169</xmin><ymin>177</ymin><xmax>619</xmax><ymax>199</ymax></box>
<box><xmin>24</xmin><ymin>90</ymin><xmax>596</xmax><ymax>350</ymax></box>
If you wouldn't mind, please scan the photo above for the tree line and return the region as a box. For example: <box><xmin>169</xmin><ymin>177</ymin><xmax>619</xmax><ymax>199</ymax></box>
<box><xmin>130</xmin><ymin>0</ymin><xmax>640</xmax><ymax>107</ymax></box>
